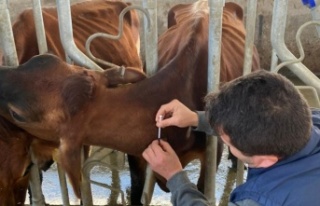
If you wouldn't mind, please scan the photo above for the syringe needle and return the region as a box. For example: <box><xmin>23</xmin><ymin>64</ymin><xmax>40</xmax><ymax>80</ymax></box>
<box><xmin>158</xmin><ymin>115</ymin><xmax>163</xmax><ymax>143</ymax></box>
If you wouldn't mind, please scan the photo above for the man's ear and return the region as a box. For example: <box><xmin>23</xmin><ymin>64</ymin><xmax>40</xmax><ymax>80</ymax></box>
<box><xmin>61</xmin><ymin>73</ymin><xmax>94</xmax><ymax>116</ymax></box>
<box><xmin>218</xmin><ymin>129</ymin><xmax>232</xmax><ymax>146</ymax></box>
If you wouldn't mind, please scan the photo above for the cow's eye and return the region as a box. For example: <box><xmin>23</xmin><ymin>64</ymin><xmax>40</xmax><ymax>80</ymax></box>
<box><xmin>9</xmin><ymin>109</ymin><xmax>27</xmax><ymax>123</ymax></box>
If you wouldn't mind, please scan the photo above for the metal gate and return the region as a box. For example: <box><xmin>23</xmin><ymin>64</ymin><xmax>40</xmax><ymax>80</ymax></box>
<box><xmin>0</xmin><ymin>0</ymin><xmax>319</xmax><ymax>205</ymax></box>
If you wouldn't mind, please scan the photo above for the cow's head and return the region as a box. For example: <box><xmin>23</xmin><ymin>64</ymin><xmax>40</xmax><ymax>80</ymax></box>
<box><xmin>0</xmin><ymin>116</ymin><xmax>32</xmax><ymax>206</ymax></box>
<box><xmin>0</xmin><ymin>53</ymin><xmax>146</xmax><ymax>142</ymax></box>
<box><xmin>0</xmin><ymin>53</ymin><xmax>146</xmax><ymax>198</ymax></box>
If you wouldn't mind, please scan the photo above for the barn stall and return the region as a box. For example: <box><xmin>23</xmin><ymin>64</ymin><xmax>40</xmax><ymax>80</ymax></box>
<box><xmin>0</xmin><ymin>0</ymin><xmax>319</xmax><ymax>205</ymax></box>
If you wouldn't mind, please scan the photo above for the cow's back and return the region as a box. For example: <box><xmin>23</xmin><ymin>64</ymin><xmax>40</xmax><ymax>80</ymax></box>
<box><xmin>11</xmin><ymin>0</ymin><xmax>142</xmax><ymax>69</ymax></box>
<box><xmin>159</xmin><ymin>1</ymin><xmax>260</xmax><ymax>86</ymax></box>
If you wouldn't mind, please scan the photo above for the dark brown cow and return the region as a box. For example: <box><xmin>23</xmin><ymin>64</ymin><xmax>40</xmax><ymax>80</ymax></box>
<box><xmin>0</xmin><ymin>1</ymin><xmax>260</xmax><ymax>205</ymax></box>
<box><xmin>0</xmin><ymin>0</ymin><xmax>143</xmax><ymax>205</ymax></box>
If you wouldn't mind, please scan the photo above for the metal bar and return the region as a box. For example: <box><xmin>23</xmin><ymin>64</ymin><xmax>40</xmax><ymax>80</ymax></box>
<box><xmin>141</xmin><ymin>165</ymin><xmax>156</xmax><ymax>205</ymax></box>
<box><xmin>57</xmin><ymin>164</ymin><xmax>70</xmax><ymax>206</ymax></box>
<box><xmin>142</xmin><ymin>0</ymin><xmax>158</xmax><ymax>76</ymax></box>
<box><xmin>271</xmin><ymin>0</ymin><xmax>320</xmax><ymax>95</ymax></box>
<box><xmin>206</xmin><ymin>0</ymin><xmax>225</xmax><ymax>205</ymax></box>
<box><xmin>85</xmin><ymin>5</ymin><xmax>150</xmax><ymax>69</ymax></box>
<box><xmin>29</xmin><ymin>152</ymin><xmax>46</xmax><ymax>206</ymax></box>
<box><xmin>55</xmin><ymin>0</ymin><xmax>103</xmax><ymax>71</ymax></box>
<box><xmin>141</xmin><ymin>0</ymin><xmax>158</xmax><ymax>204</ymax></box>
<box><xmin>0</xmin><ymin>0</ymin><xmax>18</xmax><ymax>66</ymax></box>
<box><xmin>32</xmin><ymin>0</ymin><xmax>48</xmax><ymax>54</ymax></box>
<box><xmin>81</xmin><ymin>147</ymin><xmax>93</xmax><ymax>206</ymax></box>
<box><xmin>236</xmin><ymin>0</ymin><xmax>258</xmax><ymax>186</ymax></box>
<box><xmin>242</xmin><ymin>0</ymin><xmax>257</xmax><ymax>75</ymax></box>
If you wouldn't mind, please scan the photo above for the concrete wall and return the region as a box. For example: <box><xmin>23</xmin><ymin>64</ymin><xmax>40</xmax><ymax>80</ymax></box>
<box><xmin>5</xmin><ymin>0</ymin><xmax>320</xmax><ymax>73</ymax></box>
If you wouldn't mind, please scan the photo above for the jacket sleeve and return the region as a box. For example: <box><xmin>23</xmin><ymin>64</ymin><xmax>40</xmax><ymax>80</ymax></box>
<box><xmin>192</xmin><ymin>111</ymin><xmax>217</xmax><ymax>136</ymax></box>
<box><xmin>229</xmin><ymin>199</ymin><xmax>260</xmax><ymax>206</ymax></box>
<box><xmin>166</xmin><ymin>171</ymin><xmax>210</xmax><ymax>206</ymax></box>
<box><xmin>167</xmin><ymin>171</ymin><xmax>260</xmax><ymax>206</ymax></box>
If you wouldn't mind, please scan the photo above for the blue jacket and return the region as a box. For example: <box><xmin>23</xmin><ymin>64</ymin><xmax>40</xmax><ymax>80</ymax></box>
<box><xmin>230</xmin><ymin>109</ymin><xmax>320</xmax><ymax>205</ymax></box>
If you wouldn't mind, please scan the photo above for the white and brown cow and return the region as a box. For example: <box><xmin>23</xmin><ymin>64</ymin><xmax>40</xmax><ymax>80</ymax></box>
<box><xmin>0</xmin><ymin>1</ymin><xmax>260</xmax><ymax>205</ymax></box>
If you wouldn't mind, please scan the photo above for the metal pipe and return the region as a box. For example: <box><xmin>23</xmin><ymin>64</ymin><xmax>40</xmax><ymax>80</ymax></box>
<box><xmin>142</xmin><ymin>0</ymin><xmax>158</xmax><ymax>76</ymax></box>
<box><xmin>32</xmin><ymin>0</ymin><xmax>48</xmax><ymax>54</ymax></box>
<box><xmin>206</xmin><ymin>0</ymin><xmax>225</xmax><ymax>204</ymax></box>
<box><xmin>29</xmin><ymin>152</ymin><xmax>46</xmax><ymax>206</ymax></box>
<box><xmin>271</xmin><ymin>0</ymin><xmax>320</xmax><ymax>95</ymax></box>
<box><xmin>141</xmin><ymin>0</ymin><xmax>158</xmax><ymax>204</ymax></box>
<box><xmin>0</xmin><ymin>0</ymin><xmax>18</xmax><ymax>66</ymax></box>
<box><xmin>55</xmin><ymin>0</ymin><xmax>103</xmax><ymax>71</ymax></box>
<box><xmin>141</xmin><ymin>165</ymin><xmax>156</xmax><ymax>205</ymax></box>
<box><xmin>236</xmin><ymin>0</ymin><xmax>258</xmax><ymax>186</ymax></box>
<box><xmin>57</xmin><ymin>164</ymin><xmax>70</xmax><ymax>206</ymax></box>
<box><xmin>80</xmin><ymin>147</ymin><xmax>93</xmax><ymax>205</ymax></box>
<box><xmin>85</xmin><ymin>5</ymin><xmax>150</xmax><ymax>69</ymax></box>
<box><xmin>242</xmin><ymin>0</ymin><xmax>257</xmax><ymax>75</ymax></box>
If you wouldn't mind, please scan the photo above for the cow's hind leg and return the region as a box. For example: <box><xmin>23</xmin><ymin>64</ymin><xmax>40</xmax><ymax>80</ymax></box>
<box><xmin>127</xmin><ymin>155</ymin><xmax>147</xmax><ymax>205</ymax></box>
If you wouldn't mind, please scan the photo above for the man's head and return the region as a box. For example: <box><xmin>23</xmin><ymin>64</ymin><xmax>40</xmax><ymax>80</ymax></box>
<box><xmin>205</xmin><ymin>70</ymin><xmax>311</xmax><ymax>160</ymax></box>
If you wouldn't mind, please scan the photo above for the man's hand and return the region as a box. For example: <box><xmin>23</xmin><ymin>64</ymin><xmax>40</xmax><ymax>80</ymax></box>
<box><xmin>155</xmin><ymin>99</ymin><xmax>198</xmax><ymax>128</ymax></box>
<box><xmin>142</xmin><ymin>139</ymin><xmax>183</xmax><ymax>180</ymax></box>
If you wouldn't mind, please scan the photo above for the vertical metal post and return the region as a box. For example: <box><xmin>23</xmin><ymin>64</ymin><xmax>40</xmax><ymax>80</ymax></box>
<box><xmin>141</xmin><ymin>165</ymin><xmax>156</xmax><ymax>205</ymax></box>
<box><xmin>242</xmin><ymin>0</ymin><xmax>257</xmax><ymax>75</ymax></box>
<box><xmin>0</xmin><ymin>0</ymin><xmax>18</xmax><ymax>66</ymax></box>
<box><xmin>57</xmin><ymin>164</ymin><xmax>70</xmax><ymax>206</ymax></box>
<box><xmin>206</xmin><ymin>0</ymin><xmax>224</xmax><ymax>205</ymax></box>
<box><xmin>141</xmin><ymin>0</ymin><xmax>158</xmax><ymax>204</ymax></box>
<box><xmin>55</xmin><ymin>0</ymin><xmax>103</xmax><ymax>71</ymax></box>
<box><xmin>80</xmin><ymin>147</ymin><xmax>93</xmax><ymax>206</ymax></box>
<box><xmin>143</xmin><ymin>0</ymin><xmax>158</xmax><ymax>76</ymax></box>
<box><xmin>32</xmin><ymin>0</ymin><xmax>48</xmax><ymax>54</ymax></box>
<box><xmin>29</xmin><ymin>153</ymin><xmax>46</xmax><ymax>206</ymax></box>
<box><xmin>237</xmin><ymin>0</ymin><xmax>258</xmax><ymax>186</ymax></box>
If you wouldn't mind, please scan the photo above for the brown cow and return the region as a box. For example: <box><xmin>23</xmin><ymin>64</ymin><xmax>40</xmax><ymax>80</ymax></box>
<box><xmin>0</xmin><ymin>1</ymin><xmax>260</xmax><ymax>205</ymax></box>
<box><xmin>0</xmin><ymin>117</ymin><xmax>32</xmax><ymax>206</ymax></box>
<box><xmin>127</xmin><ymin>2</ymin><xmax>260</xmax><ymax>202</ymax></box>
<box><xmin>0</xmin><ymin>0</ymin><xmax>143</xmax><ymax>205</ymax></box>
<box><xmin>162</xmin><ymin>1</ymin><xmax>260</xmax><ymax>169</ymax></box>
<box><xmin>10</xmin><ymin>0</ymin><xmax>142</xmax><ymax>68</ymax></box>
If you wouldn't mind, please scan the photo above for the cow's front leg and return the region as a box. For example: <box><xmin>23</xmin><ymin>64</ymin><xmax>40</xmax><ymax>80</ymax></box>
<box><xmin>59</xmin><ymin>138</ymin><xmax>82</xmax><ymax>198</ymax></box>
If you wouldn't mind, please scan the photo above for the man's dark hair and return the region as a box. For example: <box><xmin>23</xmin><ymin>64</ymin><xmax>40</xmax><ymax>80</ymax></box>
<box><xmin>205</xmin><ymin>70</ymin><xmax>311</xmax><ymax>157</ymax></box>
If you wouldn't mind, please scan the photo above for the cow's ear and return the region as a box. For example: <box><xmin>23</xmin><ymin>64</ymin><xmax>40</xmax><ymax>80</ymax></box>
<box><xmin>225</xmin><ymin>2</ymin><xmax>244</xmax><ymax>21</ymax></box>
<box><xmin>167</xmin><ymin>5</ymin><xmax>178</xmax><ymax>28</ymax></box>
<box><xmin>104</xmin><ymin>66</ymin><xmax>146</xmax><ymax>87</ymax></box>
<box><xmin>61</xmin><ymin>72</ymin><xmax>94</xmax><ymax>116</ymax></box>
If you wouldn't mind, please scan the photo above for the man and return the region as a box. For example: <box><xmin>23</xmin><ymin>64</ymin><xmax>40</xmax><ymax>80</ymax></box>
<box><xmin>143</xmin><ymin>70</ymin><xmax>320</xmax><ymax>206</ymax></box>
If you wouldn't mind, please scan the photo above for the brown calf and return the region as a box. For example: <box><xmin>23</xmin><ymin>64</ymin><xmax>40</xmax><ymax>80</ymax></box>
<box><xmin>0</xmin><ymin>0</ymin><xmax>143</xmax><ymax>204</ymax></box>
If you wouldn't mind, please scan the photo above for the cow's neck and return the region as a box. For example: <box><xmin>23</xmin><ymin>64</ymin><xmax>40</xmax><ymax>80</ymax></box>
<box><xmin>85</xmin><ymin>20</ymin><xmax>206</xmax><ymax>155</ymax></box>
